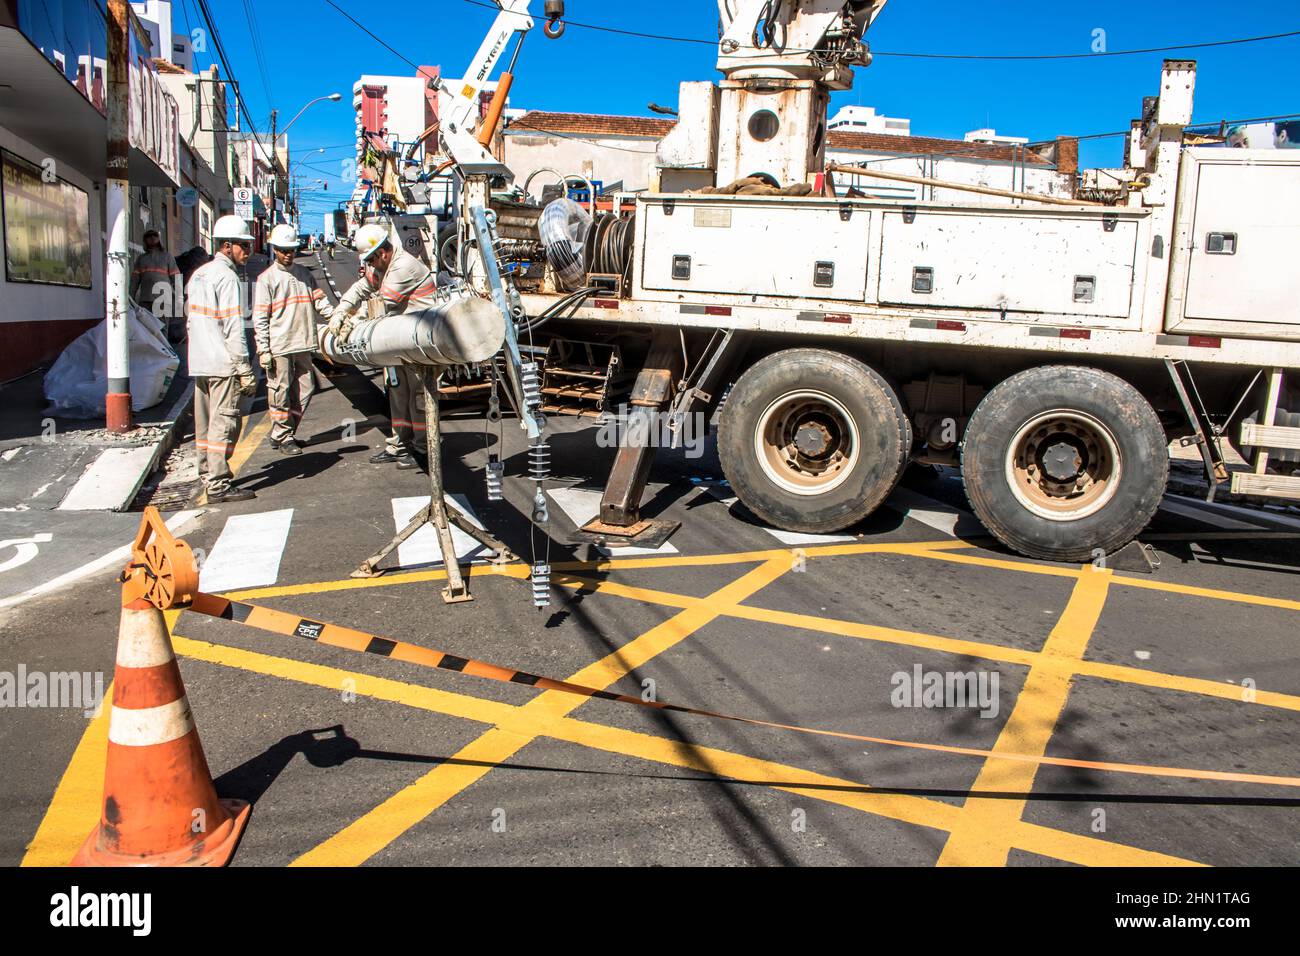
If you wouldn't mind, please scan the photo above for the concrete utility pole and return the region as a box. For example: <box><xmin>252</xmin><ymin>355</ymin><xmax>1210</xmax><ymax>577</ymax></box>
<box><xmin>105</xmin><ymin>0</ymin><xmax>132</xmax><ymax>433</ymax></box>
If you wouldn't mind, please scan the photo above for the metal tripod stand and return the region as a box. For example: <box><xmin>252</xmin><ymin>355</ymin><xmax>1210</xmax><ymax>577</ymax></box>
<box><xmin>351</xmin><ymin>366</ymin><xmax>514</xmax><ymax>603</ymax></box>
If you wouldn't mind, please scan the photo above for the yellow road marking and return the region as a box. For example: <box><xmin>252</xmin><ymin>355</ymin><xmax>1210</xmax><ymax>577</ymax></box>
<box><xmin>20</xmin><ymin>683</ymin><xmax>113</xmax><ymax>867</ymax></box>
<box><xmin>194</xmin><ymin>411</ymin><xmax>272</xmax><ymax>506</ymax></box>
<box><xmin>911</xmin><ymin>547</ymin><xmax>1300</xmax><ymax>612</ymax></box>
<box><xmin>165</xmin><ymin>632</ymin><xmax>1199</xmax><ymax>866</ymax></box>
<box><xmin>289</xmin><ymin>558</ymin><xmax>794</xmax><ymax>866</ymax></box>
<box><xmin>27</xmin><ymin>529</ymin><xmax>1284</xmax><ymax>868</ymax></box>
<box><xmin>1111</xmin><ymin>575</ymin><xmax>1300</xmax><ymax>613</ymax></box>
<box><xmin>561</xmin><ymin>572</ymin><xmax>1300</xmax><ymax>714</ymax></box>
<box><xmin>937</xmin><ymin>569</ymin><xmax>1112</xmax><ymax>866</ymax></box>
<box><xmin>1013</xmin><ymin>821</ymin><xmax>1206</xmax><ymax>867</ymax></box>
<box><xmin>220</xmin><ymin>539</ymin><xmax>970</xmax><ymax>603</ymax></box>
<box><xmin>234</xmin><ymin>556</ymin><xmax>1300</xmax><ymax>717</ymax></box>
<box><xmin>229</xmin><ymin>411</ymin><xmax>274</xmax><ymax>476</ymax></box>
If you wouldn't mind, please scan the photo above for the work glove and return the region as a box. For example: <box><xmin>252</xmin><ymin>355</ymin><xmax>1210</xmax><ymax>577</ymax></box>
<box><xmin>327</xmin><ymin>314</ymin><xmax>355</xmax><ymax>344</ymax></box>
<box><xmin>259</xmin><ymin>351</ymin><xmax>274</xmax><ymax>373</ymax></box>
<box><xmin>238</xmin><ymin>373</ymin><xmax>258</xmax><ymax>397</ymax></box>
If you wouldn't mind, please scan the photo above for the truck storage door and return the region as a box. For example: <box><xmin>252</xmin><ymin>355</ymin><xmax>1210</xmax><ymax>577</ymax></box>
<box><xmin>640</xmin><ymin>197</ymin><xmax>871</xmax><ymax>302</ymax></box>
<box><xmin>876</xmin><ymin>208</ymin><xmax>1140</xmax><ymax>323</ymax></box>
<box><xmin>1178</xmin><ymin>155</ymin><xmax>1300</xmax><ymax>338</ymax></box>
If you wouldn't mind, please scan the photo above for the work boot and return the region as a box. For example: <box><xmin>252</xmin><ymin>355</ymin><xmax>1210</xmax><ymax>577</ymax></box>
<box><xmin>273</xmin><ymin>439</ymin><xmax>303</xmax><ymax>457</ymax></box>
<box><xmin>369</xmin><ymin>449</ymin><xmax>400</xmax><ymax>465</ymax></box>
<box><xmin>207</xmin><ymin>488</ymin><xmax>257</xmax><ymax>503</ymax></box>
<box><xmin>395</xmin><ymin>453</ymin><xmax>419</xmax><ymax>470</ymax></box>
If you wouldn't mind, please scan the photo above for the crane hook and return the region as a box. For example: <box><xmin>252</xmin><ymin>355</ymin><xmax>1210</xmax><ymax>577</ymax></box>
<box><xmin>543</xmin><ymin>0</ymin><xmax>565</xmax><ymax>38</ymax></box>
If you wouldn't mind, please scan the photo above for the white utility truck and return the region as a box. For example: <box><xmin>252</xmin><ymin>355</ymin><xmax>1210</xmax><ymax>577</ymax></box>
<box><xmin>413</xmin><ymin>1</ymin><xmax>1300</xmax><ymax>563</ymax></box>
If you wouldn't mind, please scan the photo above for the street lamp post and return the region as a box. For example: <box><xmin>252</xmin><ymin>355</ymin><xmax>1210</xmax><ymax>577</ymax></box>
<box><xmin>266</xmin><ymin>94</ymin><xmax>341</xmax><ymax>227</ymax></box>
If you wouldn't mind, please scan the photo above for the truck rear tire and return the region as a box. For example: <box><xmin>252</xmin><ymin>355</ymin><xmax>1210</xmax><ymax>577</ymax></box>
<box><xmin>718</xmin><ymin>349</ymin><xmax>911</xmax><ymax>534</ymax></box>
<box><xmin>961</xmin><ymin>366</ymin><xmax>1168</xmax><ymax>562</ymax></box>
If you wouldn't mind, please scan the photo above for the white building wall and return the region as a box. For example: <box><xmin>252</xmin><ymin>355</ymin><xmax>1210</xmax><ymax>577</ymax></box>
<box><xmin>355</xmin><ymin>75</ymin><xmax>429</xmax><ymax>148</ymax></box>
<box><xmin>503</xmin><ymin>132</ymin><xmax>660</xmax><ymax>194</ymax></box>
<box><xmin>827</xmin><ymin>106</ymin><xmax>911</xmax><ymax>136</ymax></box>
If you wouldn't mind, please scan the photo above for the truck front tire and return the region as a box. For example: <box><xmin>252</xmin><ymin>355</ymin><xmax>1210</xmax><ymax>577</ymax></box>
<box><xmin>718</xmin><ymin>349</ymin><xmax>911</xmax><ymax>534</ymax></box>
<box><xmin>961</xmin><ymin>366</ymin><xmax>1168</xmax><ymax>562</ymax></box>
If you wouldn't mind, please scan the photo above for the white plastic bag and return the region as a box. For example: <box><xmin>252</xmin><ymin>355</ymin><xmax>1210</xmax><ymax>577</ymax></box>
<box><xmin>43</xmin><ymin>305</ymin><xmax>180</xmax><ymax>418</ymax></box>
<box><xmin>539</xmin><ymin>198</ymin><xmax>592</xmax><ymax>292</ymax></box>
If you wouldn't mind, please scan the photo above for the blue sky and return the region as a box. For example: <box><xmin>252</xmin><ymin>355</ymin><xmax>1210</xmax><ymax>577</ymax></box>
<box><xmin>192</xmin><ymin>0</ymin><xmax>1299</xmax><ymax>218</ymax></box>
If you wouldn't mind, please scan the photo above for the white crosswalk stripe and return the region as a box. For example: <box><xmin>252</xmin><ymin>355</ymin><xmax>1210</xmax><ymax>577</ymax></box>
<box><xmin>391</xmin><ymin>495</ymin><xmax>489</xmax><ymax>568</ymax></box>
<box><xmin>548</xmin><ymin>487</ymin><xmax>678</xmax><ymax>555</ymax></box>
<box><xmin>199</xmin><ymin>509</ymin><xmax>294</xmax><ymax>593</ymax></box>
<box><xmin>885</xmin><ymin>486</ymin><xmax>983</xmax><ymax>537</ymax></box>
<box><xmin>693</xmin><ymin>479</ymin><xmax>979</xmax><ymax>541</ymax></box>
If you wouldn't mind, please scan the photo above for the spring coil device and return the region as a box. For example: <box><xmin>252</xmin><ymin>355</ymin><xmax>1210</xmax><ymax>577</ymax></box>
<box><xmin>521</xmin><ymin>360</ymin><xmax>552</xmax><ymax>608</ymax></box>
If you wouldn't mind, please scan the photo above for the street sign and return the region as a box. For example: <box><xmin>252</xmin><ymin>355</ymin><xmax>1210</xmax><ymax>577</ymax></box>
<box><xmin>233</xmin><ymin>187</ymin><xmax>254</xmax><ymax>219</ymax></box>
<box><xmin>177</xmin><ymin>186</ymin><xmax>198</xmax><ymax>208</ymax></box>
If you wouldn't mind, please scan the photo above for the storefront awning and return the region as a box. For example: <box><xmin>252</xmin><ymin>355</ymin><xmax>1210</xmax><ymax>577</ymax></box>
<box><xmin>0</xmin><ymin>25</ymin><xmax>178</xmax><ymax>187</ymax></box>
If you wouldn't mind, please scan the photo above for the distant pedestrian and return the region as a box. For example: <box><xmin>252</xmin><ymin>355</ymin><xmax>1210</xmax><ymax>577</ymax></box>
<box><xmin>186</xmin><ymin>215</ymin><xmax>259</xmax><ymax>503</ymax></box>
<box><xmin>131</xmin><ymin>229</ymin><xmax>180</xmax><ymax>336</ymax></box>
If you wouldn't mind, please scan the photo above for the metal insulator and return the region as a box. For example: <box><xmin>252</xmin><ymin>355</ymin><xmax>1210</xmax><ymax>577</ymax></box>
<box><xmin>528</xmin><ymin>442</ymin><xmax>551</xmax><ymax>482</ymax></box>
<box><xmin>486</xmin><ymin>455</ymin><xmax>504</xmax><ymax>502</ymax></box>
<box><xmin>531</xmin><ymin>487</ymin><xmax>549</xmax><ymax>524</ymax></box>
<box><xmin>531</xmin><ymin>562</ymin><xmax>552</xmax><ymax>608</ymax></box>
<box><xmin>521</xmin><ymin>361</ymin><xmax>542</xmax><ymax>413</ymax></box>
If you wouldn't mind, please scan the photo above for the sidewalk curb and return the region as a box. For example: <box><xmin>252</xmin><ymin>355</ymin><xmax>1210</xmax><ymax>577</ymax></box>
<box><xmin>106</xmin><ymin>379</ymin><xmax>194</xmax><ymax>513</ymax></box>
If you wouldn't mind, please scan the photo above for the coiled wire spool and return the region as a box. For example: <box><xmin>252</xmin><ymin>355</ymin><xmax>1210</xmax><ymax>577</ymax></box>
<box><xmin>585</xmin><ymin>213</ymin><xmax>636</xmax><ymax>282</ymax></box>
<box><xmin>531</xmin><ymin>562</ymin><xmax>552</xmax><ymax>608</ymax></box>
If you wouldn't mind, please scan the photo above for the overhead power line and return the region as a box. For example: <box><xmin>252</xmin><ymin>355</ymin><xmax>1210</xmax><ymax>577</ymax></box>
<box><xmin>457</xmin><ymin>1</ymin><xmax>1300</xmax><ymax>62</ymax></box>
<box><xmin>323</xmin><ymin>0</ymin><xmax>420</xmax><ymax>70</ymax></box>
<box><xmin>238</xmin><ymin>0</ymin><xmax>276</xmax><ymax>109</ymax></box>
<box><xmin>192</xmin><ymin>0</ymin><xmax>261</xmax><ymax>137</ymax></box>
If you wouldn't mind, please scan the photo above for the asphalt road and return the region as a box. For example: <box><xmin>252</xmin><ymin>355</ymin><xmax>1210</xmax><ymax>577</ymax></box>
<box><xmin>2</xmin><ymin>251</ymin><xmax>1298</xmax><ymax>867</ymax></box>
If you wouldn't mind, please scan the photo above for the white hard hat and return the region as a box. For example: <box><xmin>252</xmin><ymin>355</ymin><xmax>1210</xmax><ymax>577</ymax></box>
<box><xmin>269</xmin><ymin>224</ymin><xmax>300</xmax><ymax>249</ymax></box>
<box><xmin>355</xmin><ymin>223</ymin><xmax>391</xmax><ymax>262</ymax></box>
<box><xmin>213</xmin><ymin>215</ymin><xmax>254</xmax><ymax>243</ymax></box>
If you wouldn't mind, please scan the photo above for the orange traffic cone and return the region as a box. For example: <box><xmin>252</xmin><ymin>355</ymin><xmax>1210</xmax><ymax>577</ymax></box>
<box><xmin>73</xmin><ymin>598</ymin><xmax>250</xmax><ymax>866</ymax></box>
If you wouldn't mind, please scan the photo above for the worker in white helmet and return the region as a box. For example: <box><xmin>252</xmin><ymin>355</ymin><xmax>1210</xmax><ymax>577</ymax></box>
<box><xmin>186</xmin><ymin>214</ymin><xmax>258</xmax><ymax>503</ymax></box>
<box><xmin>327</xmin><ymin>222</ymin><xmax>437</xmax><ymax>470</ymax></box>
<box><xmin>254</xmin><ymin>224</ymin><xmax>335</xmax><ymax>455</ymax></box>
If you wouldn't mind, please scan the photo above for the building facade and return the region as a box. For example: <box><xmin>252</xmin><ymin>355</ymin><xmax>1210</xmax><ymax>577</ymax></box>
<box><xmin>498</xmin><ymin>110</ymin><xmax>1077</xmax><ymax>204</ymax></box>
<box><xmin>0</xmin><ymin>0</ymin><xmax>180</xmax><ymax>379</ymax></box>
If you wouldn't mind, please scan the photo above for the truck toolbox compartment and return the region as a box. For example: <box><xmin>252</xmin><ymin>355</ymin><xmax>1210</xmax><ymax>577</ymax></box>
<box><xmin>877</xmin><ymin>209</ymin><xmax>1139</xmax><ymax>320</ymax></box>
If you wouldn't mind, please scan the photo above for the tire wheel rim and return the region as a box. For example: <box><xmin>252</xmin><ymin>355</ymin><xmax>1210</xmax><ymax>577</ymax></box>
<box><xmin>1005</xmin><ymin>410</ymin><xmax>1122</xmax><ymax>521</ymax></box>
<box><xmin>754</xmin><ymin>390</ymin><xmax>860</xmax><ymax>496</ymax></box>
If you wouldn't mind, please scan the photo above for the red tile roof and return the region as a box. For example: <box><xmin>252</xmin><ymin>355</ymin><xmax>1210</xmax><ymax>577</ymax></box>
<box><xmin>506</xmin><ymin>111</ymin><xmax>676</xmax><ymax>138</ymax></box>
<box><xmin>828</xmin><ymin>129</ymin><xmax>1052</xmax><ymax>164</ymax></box>
<box><xmin>506</xmin><ymin>111</ymin><xmax>1056</xmax><ymax>165</ymax></box>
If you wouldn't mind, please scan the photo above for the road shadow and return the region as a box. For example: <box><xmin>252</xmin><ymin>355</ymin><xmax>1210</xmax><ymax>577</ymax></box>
<box><xmin>236</xmin><ymin>447</ymin><xmax>367</xmax><ymax>493</ymax></box>
<box><xmin>213</xmin><ymin>724</ymin><xmax>1300</xmax><ymax>814</ymax></box>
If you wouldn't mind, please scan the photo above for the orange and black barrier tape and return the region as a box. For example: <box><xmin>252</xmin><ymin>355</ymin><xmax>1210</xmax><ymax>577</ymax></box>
<box><xmin>186</xmin><ymin>592</ymin><xmax>1300</xmax><ymax>792</ymax></box>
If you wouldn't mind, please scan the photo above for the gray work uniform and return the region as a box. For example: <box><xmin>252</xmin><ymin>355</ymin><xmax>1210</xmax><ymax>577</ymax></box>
<box><xmin>253</xmin><ymin>261</ymin><xmax>334</xmax><ymax>444</ymax></box>
<box><xmin>187</xmin><ymin>252</ymin><xmax>252</xmax><ymax>495</ymax></box>
<box><xmin>335</xmin><ymin>247</ymin><xmax>438</xmax><ymax>456</ymax></box>
<box><xmin>132</xmin><ymin>247</ymin><xmax>181</xmax><ymax>335</ymax></box>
